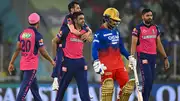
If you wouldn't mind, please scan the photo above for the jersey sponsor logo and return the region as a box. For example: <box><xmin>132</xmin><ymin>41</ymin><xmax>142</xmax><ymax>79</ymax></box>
<box><xmin>70</xmin><ymin>38</ymin><xmax>83</xmax><ymax>42</ymax></box>
<box><xmin>132</xmin><ymin>28</ymin><xmax>138</xmax><ymax>35</ymax></box>
<box><xmin>22</xmin><ymin>33</ymin><xmax>32</xmax><ymax>39</ymax></box>
<box><xmin>94</xmin><ymin>34</ymin><xmax>98</xmax><ymax>38</ymax></box>
<box><xmin>112</xmin><ymin>42</ymin><xmax>118</xmax><ymax>44</ymax></box>
<box><xmin>152</xmin><ymin>29</ymin><xmax>155</xmax><ymax>34</ymax></box>
<box><xmin>103</xmin><ymin>33</ymin><xmax>112</xmax><ymax>37</ymax></box>
<box><xmin>57</xmin><ymin>31</ymin><xmax>62</xmax><ymax>38</ymax></box>
<box><xmin>142</xmin><ymin>29</ymin><xmax>147</xmax><ymax>33</ymax></box>
<box><xmin>39</xmin><ymin>39</ymin><xmax>44</xmax><ymax>46</ymax></box>
<box><xmin>142</xmin><ymin>35</ymin><xmax>156</xmax><ymax>39</ymax></box>
<box><xmin>93</xmin><ymin>39</ymin><xmax>99</xmax><ymax>43</ymax></box>
<box><xmin>116</xmin><ymin>31</ymin><xmax>119</xmax><ymax>35</ymax></box>
<box><xmin>67</xmin><ymin>18</ymin><xmax>72</xmax><ymax>25</ymax></box>
<box><xmin>108</xmin><ymin>35</ymin><xmax>119</xmax><ymax>42</ymax></box>
<box><xmin>133</xmin><ymin>28</ymin><xmax>137</xmax><ymax>32</ymax></box>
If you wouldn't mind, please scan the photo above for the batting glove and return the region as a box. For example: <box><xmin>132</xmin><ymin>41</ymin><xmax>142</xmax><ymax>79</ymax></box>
<box><xmin>93</xmin><ymin>60</ymin><xmax>107</xmax><ymax>75</ymax></box>
<box><xmin>128</xmin><ymin>55</ymin><xmax>136</xmax><ymax>70</ymax></box>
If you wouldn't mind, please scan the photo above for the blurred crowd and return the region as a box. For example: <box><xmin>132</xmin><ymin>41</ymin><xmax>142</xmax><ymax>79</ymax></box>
<box><xmin>0</xmin><ymin>0</ymin><xmax>180</xmax><ymax>83</ymax></box>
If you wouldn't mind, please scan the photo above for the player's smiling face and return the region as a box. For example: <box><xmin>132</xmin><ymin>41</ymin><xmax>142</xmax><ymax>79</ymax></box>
<box><xmin>76</xmin><ymin>15</ymin><xmax>85</xmax><ymax>26</ymax></box>
<box><xmin>142</xmin><ymin>11</ymin><xmax>153</xmax><ymax>24</ymax></box>
<box><xmin>74</xmin><ymin>4</ymin><xmax>81</xmax><ymax>12</ymax></box>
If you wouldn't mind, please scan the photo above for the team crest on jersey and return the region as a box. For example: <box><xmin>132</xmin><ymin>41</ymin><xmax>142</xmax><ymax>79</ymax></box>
<box><xmin>152</xmin><ymin>29</ymin><xmax>155</xmax><ymax>34</ymax></box>
<box><xmin>22</xmin><ymin>33</ymin><xmax>32</xmax><ymax>39</ymax></box>
<box><xmin>132</xmin><ymin>28</ymin><xmax>138</xmax><ymax>35</ymax></box>
<box><xmin>57</xmin><ymin>31</ymin><xmax>62</xmax><ymax>38</ymax></box>
<box><xmin>67</xmin><ymin>18</ymin><xmax>72</xmax><ymax>24</ymax></box>
<box><xmin>39</xmin><ymin>39</ymin><xmax>44</xmax><ymax>46</ymax></box>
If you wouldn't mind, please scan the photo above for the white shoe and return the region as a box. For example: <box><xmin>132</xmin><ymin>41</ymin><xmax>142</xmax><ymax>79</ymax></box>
<box><xmin>89</xmin><ymin>93</ymin><xmax>93</xmax><ymax>99</ymax></box>
<box><xmin>52</xmin><ymin>77</ymin><xmax>59</xmax><ymax>91</ymax></box>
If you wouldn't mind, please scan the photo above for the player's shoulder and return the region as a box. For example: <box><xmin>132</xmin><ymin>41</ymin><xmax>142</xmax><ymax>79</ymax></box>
<box><xmin>152</xmin><ymin>24</ymin><xmax>159</xmax><ymax>29</ymax></box>
<box><xmin>94</xmin><ymin>28</ymin><xmax>106</xmax><ymax>38</ymax></box>
<box><xmin>132</xmin><ymin>22</ymin><xmax>144</xmax><ymax>33</ymax></box>
<box><xmin>152</xmin><ymin>24</ymin><xmax>161</xmax><ymax>33</ymax></box>
<box><xmin>136</xmin><ymin>22</ymin><xmax>144</xmax><ymax>29</ymax></box>
<box><xmin>65</xmin><ymin>14</ymin><xmax>73</xmax><ymax>20</ymax></box>
<box><xmin>95</xmin><ymin>28</ymin><xmax>108</xmax><ymax>34</ymax></box>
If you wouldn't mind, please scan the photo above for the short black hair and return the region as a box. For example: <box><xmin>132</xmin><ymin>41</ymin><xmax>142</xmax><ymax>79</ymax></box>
<box><xmin>28</xmin><ymin>22</ymin><xmax>38</xmax><ymax>26</ymax></box>
<box><xmin>68</xmin><ymin>1</ymin><xmax>79</xmax><ymax>12</ymax></box>
<box><xmin>72</xmin><ymin>12</ymin><xmax>84</xmax><ymax>19</ymax></box>
<box><xmin>142</xmin><ymin>8</ymin><xmax>153</xmax><ymax>15</ymax></box>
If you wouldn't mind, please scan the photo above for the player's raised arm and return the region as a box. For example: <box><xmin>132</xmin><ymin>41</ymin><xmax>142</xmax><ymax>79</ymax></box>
<box><xmin>66</xmin><ymin>1</ymin><xmax>81</xmax><ymax>36</ymax></box>
<box><xmin>81</xmin><ymin>29</ymin><xmax>93</xmax><ymax>42</ymax></box>
<box><xmin>67</xmin><ymin>19</ymin><xmax>81</xmax><ymax>36</ymax></box>
<box><xmin>66</xmin><ymin>1</ymin><xmax>92</xmax><ymax>37</ymax></box>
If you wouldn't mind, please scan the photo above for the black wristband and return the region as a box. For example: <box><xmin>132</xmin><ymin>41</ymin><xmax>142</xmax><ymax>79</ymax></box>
<box><xmin>164</xmin><ymin>57</ymin><xmax>168</xmax><ymax>60</ymax></box>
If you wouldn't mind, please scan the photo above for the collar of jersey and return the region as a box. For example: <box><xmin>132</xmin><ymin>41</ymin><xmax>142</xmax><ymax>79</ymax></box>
<box><xmin>28</xmin><ymin>26</ymin><xmax>38</xmax><ymax>33</ymax></box>
<box><xmin>141</xmin><ymin>22</ymin><xmax>154</xmax><ymax>28</ymax></box>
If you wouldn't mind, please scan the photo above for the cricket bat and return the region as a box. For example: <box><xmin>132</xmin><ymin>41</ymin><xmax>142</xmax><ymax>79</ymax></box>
<box><xmin>133</xmin><ymin>60</ymin><xmax>143</xmax><ymax>101</ymax></box>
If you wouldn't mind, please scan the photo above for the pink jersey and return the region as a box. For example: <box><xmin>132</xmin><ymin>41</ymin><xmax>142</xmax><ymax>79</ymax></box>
<box><xmin>132</xmin><ymin>22</ymin><xmax>160</xmax><ymax>54</ymax></box>
<box><xmin>18</xmin><ymin>27</ymin><xmax>44</xmax><ymax>70</ymax></box>
<box><xmin>63</xmin><ymin>30</ymin><xmax>86</xmax><ymax>59</ymax></box>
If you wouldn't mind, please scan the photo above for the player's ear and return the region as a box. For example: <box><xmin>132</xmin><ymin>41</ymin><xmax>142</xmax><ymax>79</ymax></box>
<box><xmin>141</xmin><ymin>15</ymin><xmax>144</xmax><ymax>20</ymax></box>
<box><xmin>71</xmin><ymin>8</ymin><xmax>74</xmax><ymax>13</ymax></box>
<box><xmin>37</xmin><ymin>22</ymin><xmax>40</xmax><ymax>28</ymax></box>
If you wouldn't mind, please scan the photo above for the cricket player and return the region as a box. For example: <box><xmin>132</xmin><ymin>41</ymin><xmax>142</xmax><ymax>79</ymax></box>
<box><xmin>130</xmin><ymin>8</ymin><xmax>170</xmax><ymax>101</ymax></box>
<box><xmin>53</xmin><ymin>12</ymin><xmax>92</xmax><ymax>101</ymax></box>
<box><xmin>92</xmin><ymin>8</ymin><xmax>135</xmax><ymax>101</ymax></box>
<box><xmin>8</xmin><ymin>13</ymin><xmax>56</xmax><ymax>101</ymax></box>
<box><xmin>51</xmin><ymin>1</ymin><xmax>92</xmax><ymax>90</ymax></box>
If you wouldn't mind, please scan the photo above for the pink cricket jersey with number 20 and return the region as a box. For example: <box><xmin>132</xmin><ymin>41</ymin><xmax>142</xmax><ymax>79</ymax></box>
<box><xmin>18</xmin><ymin>27</ymin><xmax>44</xmax><ymax>70</ymax></box>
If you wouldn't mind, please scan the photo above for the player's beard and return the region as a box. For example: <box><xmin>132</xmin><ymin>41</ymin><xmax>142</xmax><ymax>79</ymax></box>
<box><xmin>78</xmin><ymin>21</ymin><xmax>84</xmax><ymax>27</ymax></box>
<box><xmin>144</xmin><ymin>18</ymin><xmax>152</xmax><ymax>24</ymax></box>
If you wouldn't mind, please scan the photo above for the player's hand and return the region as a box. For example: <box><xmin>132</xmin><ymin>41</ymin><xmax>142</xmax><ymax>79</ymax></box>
<box><xmin>128</xmin><ymin>55</ymin><xmax>136</xmax><ymax>70</ymax></box>
<box><xmin>86</xmin><ymin>27</ymin><xmax>92</xmax><ymax>32</ymax></box>
<box><xmin>81</xmin><ymin>32</ymin><xmax>89</xmax><ymax>41</ymax></box>
<box><xmin>8</xmin><ymin>63</ymin><xmax>14</xmax><ymax>75</ymax></box>
<box><xmin>51</xmin><ymin>60</ymin><xmax>56</xmax><ymax>67</ymax></box>
<box><xmin>84</xmin><ymin>65</ymin><xmax>88</xmax><ymax>70</ymax></box>
<box><xmin>164</xmin><ymin>58</ymin><xmax>170</xmax><ymax>71</ymax></box>
<box><xmin>81</xmin><ymin>32</ymin><xmax>93</xmax><ymax>42</ymax></box>
<box><xmin>54</xmin><ymin>57</ymin><xmax>57</xmax><ymax>62</ymax></box>
<box><xmin>93</xmin><ymin>60</ymin><xmax>107</xmax><ymax>75</ymax></box>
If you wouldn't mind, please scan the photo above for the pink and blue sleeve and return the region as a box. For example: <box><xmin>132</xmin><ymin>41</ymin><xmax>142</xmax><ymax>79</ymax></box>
<box><xmin>56</xmin><ymin>26</ymin><xmax>69</xmax><ymax>40</ymax></box>
<box><xmin>35</xmin><ymin>32</ymin><xmax>44</xmax><ymax>48</ymax></box>
<box><xmin>155</xmin><ymin>25</ymin><xmax>161</xmax><ymax>36</ymax></box>
<box><xmin>132</xmin><ymin>26</ymin><xmax>140</xmax><ymax>37</ymax></box>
